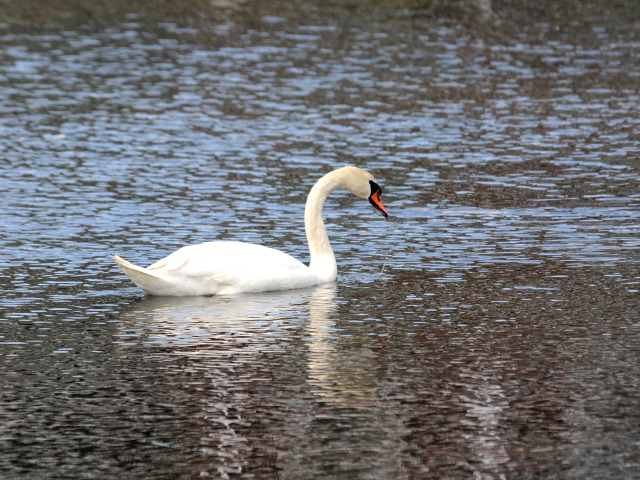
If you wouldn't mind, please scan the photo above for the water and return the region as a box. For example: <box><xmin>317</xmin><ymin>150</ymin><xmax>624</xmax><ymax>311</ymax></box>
<box><xmin>1</xmin><ymin>0</ymin><xmax>639</xmax><ymax>478</ymax></box>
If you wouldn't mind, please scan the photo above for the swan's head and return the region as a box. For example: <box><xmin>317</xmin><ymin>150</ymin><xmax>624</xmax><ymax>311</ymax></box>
<box><xmin>338</xmin><ymin>166</ymin><xmax>389</xmax><ymax>218</ymax></box>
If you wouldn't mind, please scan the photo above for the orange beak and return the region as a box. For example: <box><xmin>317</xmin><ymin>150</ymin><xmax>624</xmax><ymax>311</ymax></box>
<box><xmin>369</xmin><ymin>190</ymin><xmax>389</xmax><ymax>218</ymax></box>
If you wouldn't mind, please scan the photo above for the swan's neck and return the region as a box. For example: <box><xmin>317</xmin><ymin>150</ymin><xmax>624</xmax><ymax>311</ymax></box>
<box><xmin>305</xmin><ymin>171</ymin><xmax>341</xmax><ymax>282</ymax></box>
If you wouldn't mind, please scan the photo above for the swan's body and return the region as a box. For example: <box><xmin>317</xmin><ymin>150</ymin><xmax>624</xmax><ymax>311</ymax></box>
<box><xmin>112</xmin><ymin>242</ymin><xmax>322</xmax><ymax>296</ymax></box>
<box><xmin>111</xmin><ymin>166</ymin><xmax>388</xmax><ymax>296</ymax></box>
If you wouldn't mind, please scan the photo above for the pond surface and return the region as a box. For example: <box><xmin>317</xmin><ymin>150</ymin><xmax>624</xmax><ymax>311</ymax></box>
<box><xmin>1</xmin><ymin>0</ymin><xmax>639</xmax><ymax>478</ymax></box>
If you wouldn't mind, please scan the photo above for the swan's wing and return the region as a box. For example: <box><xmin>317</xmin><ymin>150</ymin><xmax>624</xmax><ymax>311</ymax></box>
<box><xmin>146</xmin><ymin>241</ymin><xmax>308</xmax><ymax>285</ymax></box>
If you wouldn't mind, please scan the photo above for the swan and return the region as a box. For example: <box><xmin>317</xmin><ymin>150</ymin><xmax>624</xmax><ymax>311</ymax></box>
<box><xmin>110</xmin><ymin>166</ymin><xmax>388</xmax><ymax>296</ymax></box>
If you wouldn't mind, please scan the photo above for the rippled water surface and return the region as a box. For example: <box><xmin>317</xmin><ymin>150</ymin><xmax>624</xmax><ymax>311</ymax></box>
<box><xmin>1</xmin><ymin>0</ymin><xmax>639</xmax><ymax>478</ymax></box>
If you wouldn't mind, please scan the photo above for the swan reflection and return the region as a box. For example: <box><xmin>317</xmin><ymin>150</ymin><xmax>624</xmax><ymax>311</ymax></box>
<box><xmin>305</xmin><ymin>288</ymin><xmax>378</xmax><ymax>410</ymax></box>
<box><xmin>458</xmin><ymin>372</ymin><xmax>511</xmax><ymax>475</ymax></box>
<box><xmin>124</xmin><ymin>284</ymin><xmax>379</xmax><ymax>411</ymax></box>
<box><xmin>119</xmin><ymin>284</ymin><xmax>388</xmax><ymax>477</ymax></box>
<box><xmin>125</xmin><ymin>286</ymin><xmax>319</xmax><ymax>358</ymax></box>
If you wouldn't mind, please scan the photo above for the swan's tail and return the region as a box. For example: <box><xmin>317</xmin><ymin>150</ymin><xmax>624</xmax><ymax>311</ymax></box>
<box><xmin>110</xmin><ymin>255</ymin><xmax>166</xmax><ymax>294</ymax></box>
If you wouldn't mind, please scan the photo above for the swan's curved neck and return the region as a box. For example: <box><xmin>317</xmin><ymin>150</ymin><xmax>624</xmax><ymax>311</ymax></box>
<box><xmin>304</xmin><ymin>170</ymin><xmax>343</xmax><ymax>282</ymax></box>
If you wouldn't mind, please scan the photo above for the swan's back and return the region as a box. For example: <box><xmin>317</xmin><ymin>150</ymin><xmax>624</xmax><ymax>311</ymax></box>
<box><xmin>113</xmin><ymin>241</ymin><xmax>317</xmax><ymax>296</ymax></box>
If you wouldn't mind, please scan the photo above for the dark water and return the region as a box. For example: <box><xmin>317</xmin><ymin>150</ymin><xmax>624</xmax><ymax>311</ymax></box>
<box><xmin>1</xmin><ymin>0</ymin><xmax>639</xmax><ymax>478</ymax></box>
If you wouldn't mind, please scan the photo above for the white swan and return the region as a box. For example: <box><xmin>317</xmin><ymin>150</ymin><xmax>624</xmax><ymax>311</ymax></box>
<box><xmin>110</xmin><ymin>166</ymin><xmax>388</xmax><ymax>296</ymax></box>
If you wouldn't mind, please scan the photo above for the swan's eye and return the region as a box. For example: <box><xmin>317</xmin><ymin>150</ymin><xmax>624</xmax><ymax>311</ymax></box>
<box><xmin>369</xmin><ymin>180</ymin><xmax>383</xmax><ymax>196</ymax></box>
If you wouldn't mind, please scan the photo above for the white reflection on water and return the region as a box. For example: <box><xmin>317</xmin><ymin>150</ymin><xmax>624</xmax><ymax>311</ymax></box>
<box><xmin>122</xmin><ymin>287</ymin><xmax>331</xmax><ymax>478</ymax></box>
<box><xmin>305</xmin><ymin>286</ymin><xmax>379</xmax><ymax>411</ymax></box>
<box><xmin>125</xmin><ymin>283</ymin><xmax>379</xmax><ymax>409</ymax></box>
<box><xmin>126</xmin><ymin>285</ymin><xmax>326</xmax><ymax>351</ymax></box>
<box><xmin>459</xmin><ymin>372</ymin><xmax>511</xmax><ymax>474</ymax></box>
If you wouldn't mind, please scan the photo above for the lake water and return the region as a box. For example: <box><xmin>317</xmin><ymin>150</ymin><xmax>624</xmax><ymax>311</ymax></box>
<box><xmin>1</xmin><ymin>0</ymin><xmax>639</xmax><ymax>478</ymax></box>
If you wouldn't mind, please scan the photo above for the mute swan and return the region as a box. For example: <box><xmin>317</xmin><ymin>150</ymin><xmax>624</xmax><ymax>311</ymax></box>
<box><xmin>110</xmin><ymin>166</ymin><xmax>388</xmax><ymax>296</ymax></box>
